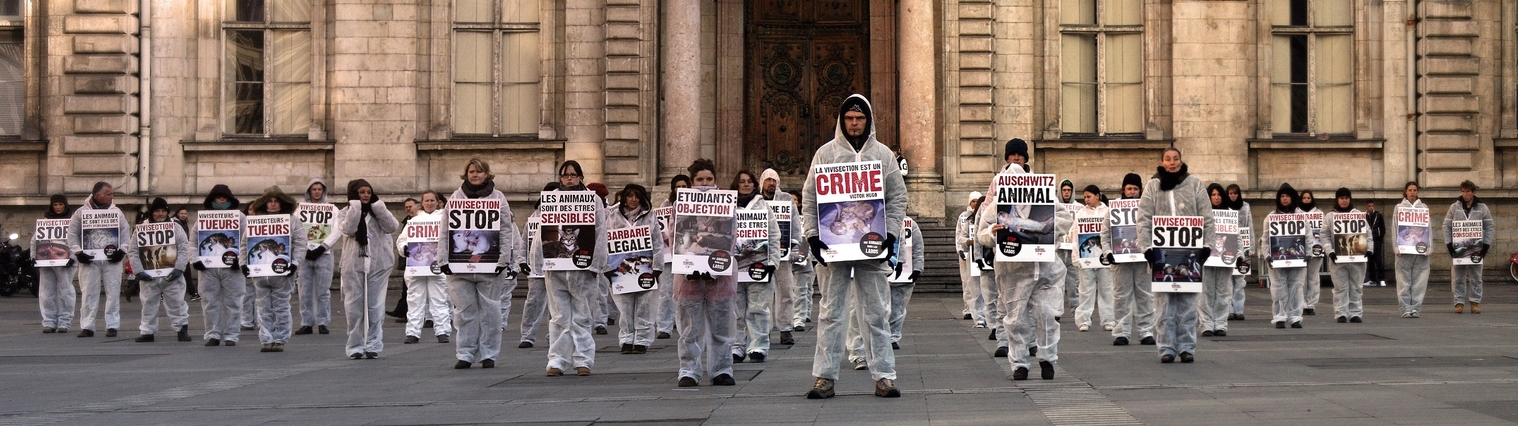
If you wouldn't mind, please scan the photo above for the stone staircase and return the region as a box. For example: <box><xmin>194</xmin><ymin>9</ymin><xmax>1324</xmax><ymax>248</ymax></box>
<box><xmin>915</xmin><ymin>220</ymin><xmax>966</xmax><ymax>293</ymax></box>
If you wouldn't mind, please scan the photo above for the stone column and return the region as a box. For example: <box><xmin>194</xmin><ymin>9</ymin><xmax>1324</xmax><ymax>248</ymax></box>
<box><xmin>659</xmin><ymin>0</ymin><xmax>700</xmax><ymax>177</ymax></box>
<box><xmin>898</xmin><ymin>0</ymin><xmax>944</xmax><ymax>219</ymax></box>
<box><xmin>565</xmin><ymin>0</ymin><xmax>607</xmax><ymax>181</ymax></box>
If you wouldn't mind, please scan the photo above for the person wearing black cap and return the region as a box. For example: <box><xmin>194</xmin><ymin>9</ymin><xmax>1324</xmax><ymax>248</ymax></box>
<box><xmin>1135</xmin><ymin>148</ymin><xmax>1213</xmax><ymax>364</ymax></box>
<box><xmin>1298</xmin><ymin>190</ymin><xmax>1325</xmax><ymax>316</ymax></box>
<box><xmin>68</xmin><ymin>182</ymin><xmax>132</xmax><ymax>338</ymax></box>
<box><xmin>1106</xmin><ymin>173</ymin><xmax>1156</xmax><ymax>346</ymax></box>
<box><xmin>976</xmin><ymin>137</ymin><xmax>1067</xmax><ymax>379</ymax></box>
<box><xmin>337</xmin><ymin>179</ymin><xmax>400</xmax><ymax>359</ymax></box>
<box><xmin>129</xmin><ymin>198</ymin><xmax>194</xmax><ymax>342</ymax></box>
<box><xmin>191</xmin><ymin>184</ymin><xmax>247</xmax><ymax>345</ymax></box>
<box><xmin>1324</xmin><ymin>187</ymin><xmax>1369</xmax><ymax>323</ymax></box>
<box><xmin>1264</xmin><ymin>183</ymin><xmax>1307</xmax><ymax>328</ymax></box>
<box><xmin>1442</xmin><ymin>180</ymin><xmax>1493</xmax><ymax>314</ymax></box>
<box><xmin>518</xmin><ymin>182</ymin><xmax>559</xmax><ymax>348</ymax></box>
<box><xmin>804</xmin><ymin>94</ymin><xmax>908</xmax><ymax>398</ymax></box>
<box><xmin>1056</xmin><ymin>179</ymin><xmax>1080</xmax><ymax>316</ymax></box>
<box><xmin>36</xmin><ymin>194</ymin><xmax>77</xmax><ymax>334</ymax></box>
<box><xmin>246</xmin><ymin>187</ymin><xmax>308</xmax><ymax>352</ymax></box>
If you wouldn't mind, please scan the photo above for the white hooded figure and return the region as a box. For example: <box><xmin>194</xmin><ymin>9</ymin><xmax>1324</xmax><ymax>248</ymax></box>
<box><xmin>190</xmin><ymin>184</ymin><xmax>249</xmax><ymax>345</ymax></box>
<box><xmin>244</xmin><ymin>187</ymin><xmax>309</xmax><ymax>350</ymax></box>
<box><xmin>759</xmin><ymin>168</ymin><xmax>799</xmax><ymax>343</ymax></box>
<box><xmin>956</xmin><ymin>191</ymin><xmax>987</xmax><ymax>325</ymax></box>
<box><xmin>295</xmin><ymin>178</ymin><xmax>342</xmax><ymax>335</ymax></box>
<box><xmin>337</xmin><ymin>179</ymin><xmax>400</xmax><ymax>359</ymax></box>
<box><xmin>126</xmin><ymin>198</ymin><xmax>195</xmax><ymax>343</ymax></box>
<box><xmin>604</xmin><ymin>184</ymin><xmax>665</xmax><ymax>355</ymax></box>
<box><xmin>802</xmin><ymin>94</ymin><xmax>909</xmax><ymax>399</ymax></box>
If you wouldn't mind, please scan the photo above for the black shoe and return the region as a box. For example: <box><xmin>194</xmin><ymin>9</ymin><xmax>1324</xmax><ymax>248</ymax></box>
<box><xmin>595</xmin><ymin>326</ymin><xmax>608</xmax><ymax>335</ymax></box>
<box><xmin>224</xmin><ymin>341</ymin><xmax>236</xmax><ymax>347</ymax></box>
<box><xmin>318</xmin><ymin>325</ymin><xmax>330</xmax><ymax>334</ymax></box>
<box><xmin>386</xmin><ymin>310</ymin><xmax>404</xmax><ymax>319</ymax></box>
<box><xmin>794</xmin><ymin>325</ymin><xmax>806</xmax><ymax>332</ymax></box>
<box><xmin>1113</xmin><ymin>336</ymin><xmax>1129</xmax><ymax>346</ymax></box>
<box><xmin>875</xmin><ymin>378</ymin><xmax>901</xmax><ymax>397</ymax></box>
<box><xmin>1029</xmin><ymin>346</ymin><xmax>1037</xmax><ymax>357</ymax></box>
<box><xmin>621</xmin><ymin>343</ymin><xmax>635</xmax><ymax>354</ymax></box>
<box><xmin>260</xmin><ymin>343</ymin><xmax>274</xmax><ymax>352</ymax></box>
<box><xmin>993</xmin><ymin>347</ymin><xmax>1008</xmax><ymax>358</ymax></box>
<box><xmin>780</xmin><ymin>331</ymin><xmax>794</xmax><ymax>345</ymax></box>
<box><xmin>1161</xmin><ymin>354</ymin><xmax>1175</xmax><ymax>363</ymax></box>
<box><xmin>748</xmin><ymin>352</ymin><xmax>765</xmax><ymax>362</ymax></box>
<box><xmin>519</xmin><ymin>341</ymin><xmax>534</xmax><ymax>348</ymax></box>
<box><xmin>364</xmin><ymin>351</ymin><xmax>378</xmax><ymax>359</ymax></box>
<box><xmin>1214</xmin><ymin>330</ymin><xmax>1227</xmax><ymax>337</ymax></box>
<box><xmin>806</xmin><ymin>318</ymin><xmax>812</xmax><ymax>323</ymax></box>
<box><xmin>988</xmin><ymin>329</ymin><xmax>997</xmax><ymax>340</ymax></box>
<box><xmin>1139</xmin><ymin>336</ymin><xmax>1155</xmax><ymax>345</ymax></box>
<box><xmin>455</xmin><ymin>360</ymin><xmax>471</xmax><ymax>369</ymax></box>
<box><xmin>712</xmin><ymin>373</ymin><xmax>735</xmax><ymax>386</ymax></box>
<box><xmin>734</xmin><ymin>353</ymin><xmax>746</xmax><ymax>363</ymax></box>
<box><xmin>1303</xmin><ymin>308</ymin><xmax>1315</xmax><ymax>316</ymax></box>
<box><xmin>679</xmin><ymin>376</ymin><xmax>699</xmax><ymax>387</ymax></box>
<box><xmin>271</xmin><ymin>343</ymin><xmax>284</xmax><ymax>352</ymax></box>
<box><xmin>241</xmin><ymin>325</ymin><xmax>256</xmax><ymax>331</ymax></box>
<box><xmin>177</xmin><ymin>325</ymin><xmax>191</xmax><ymax>342</ymax></box>
<box><xmin>1201</xmin><ymin>330</ymin><xmax>1214</xmax><ymax>337</ymax></box>
<box><xmin>1336</xmin><ymin>316</ymin><xmax>1347</xmax><ymax>323</ymax></box>
<box><xmin>423</xmin><ymin>320</ymin><xmax>433</xmax><ymax>328</ymax></box>
<box><xmin>1275</xmin><ymin>321</ymin><xmax>1286</xmax><ymax>329</ymax></box>
<box><xmin>350</xmin><ymin>353</ymin><xmax>364</xmax><ymax>360</ymax></box>
<box><xmin>481</xmin><ymin>359</ymin><xmax>495</xmax><ymax>368</ymax></box>
<box><xmin>1236</xmin><ymin>314</ymin><xmax>1245</xmax><ymax>321</ymax></box>
<box><xmin>135</xmin><ymin>334</ymin><xmax>154</xmax><ymax>343</ymax></box>
<box><xmin>1012</xmin><ymin>367</ymin><xmax>1029</xmax><ymax>380</ymax></box>
<box><xmin>964</xmin><ymin>313</ymin><xmax>973</xmax><ymax>320</ymax></box>
<box><xmin>404</xmin><ymin>335</ymin><xmax>420</xmax><ymax>344</ymax></box>
<box><xmin>205</xmin><ymin>338</ymin><xmax>220</xmax><ymax>346</ymax></box>
<box><xmin>42</xmin><ymin>327</ymin><xmax>55</xmax><ymax>334</ymax></box>
<box><xmin>606</xmin><ymin>318</ymin><xmax>617</xmax><ymax>326</ymax></box>
<box><xmin>295</xmin><ymin>326</ymin><xmax>313</xmax><ymax>335</ymax></box>
<box><xmin>105</xmin><ymin>328</ymin><xmax>117</xmax><ymax>337</ymax></box>
<box><xmin>1350</xmin><ymin>316</ymin><xmax>1362</xmax><ymax>323</ymax></box>
<box><xmin>633</xmin><ymin>345</ymin><xmax>647</xmax><ymax>354</ymax></box>
<box><xmin>1290</xmin><ymin>322</ymin><xmax>1302</xmax><ymax>329</ymax></box>
<box><xmin>891</xmin><ymin>342</ymin><xmax>900</xmax><ymax>350</ymax></box>
<box><xmin>437</xmin><ymin>335</ymin><xmax>449</xmax><ymax>343</ymax></box>
<box><xmin>807</xmin><ymin>378</ymin><xmax>835</xmax><ymax>399</ymax></box>
<box><xmin>1039</xmin><ymin>361</ymin><xmax>1055</xmax><ymax>380</ymax></box>
<box><xmin>657</xmin><ymin>332</ymin><xmax>672</xmax><ymax>339</ymax></box>
<box><xmin>1179</xmin><ymin>352</ymin><xmax>1194</xmax><ymax>363</ymax></box>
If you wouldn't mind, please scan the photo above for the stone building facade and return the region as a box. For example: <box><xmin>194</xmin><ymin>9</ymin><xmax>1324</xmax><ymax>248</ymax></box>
<box><xmin>0</xmin><ymin>0</ymin><xmax>1513</xmax><ymax>279</ymax></box>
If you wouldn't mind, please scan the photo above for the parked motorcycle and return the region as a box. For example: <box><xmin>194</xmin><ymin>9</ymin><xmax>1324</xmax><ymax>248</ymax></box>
<box><xmin>0</xmin><ymin>233</ymin><xmax>39</xmax><ymax>297</ymax></box>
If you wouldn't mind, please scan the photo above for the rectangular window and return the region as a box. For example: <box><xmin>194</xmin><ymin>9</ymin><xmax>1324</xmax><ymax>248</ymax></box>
<box><xmin>0</xmin><ymin>29</ymin><xmax>20</xmax><ymax>136</ymax></box>
<box><xmin>0</xmin><ymin>0</ymin><xmax>20</xmax><ymax>17</ymax></box>
<box><xmin>223</xmin><ymin>0</ymin><xmax>312</xmax><ymax>136</ymax></box>
<box><xmin>452</xmin><ymin>1</ymin><xmax>541</xmax><ymax>136</ymax></box>
<box><xmin>1269</xmin><ymin>0</ymin><xmax>1353</xmax><ymax>136</ymax></box>
<box><xmin>1059</xmin><ymin>0</ymin><xmax>1144</xmax><ymax>136</ymax></box>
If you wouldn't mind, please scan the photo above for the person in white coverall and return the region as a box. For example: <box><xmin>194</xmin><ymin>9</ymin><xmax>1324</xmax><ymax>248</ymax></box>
<box><xmin>190</xmin><ymin>184</ymin><xmax>246</xmax><ymax>346</ymax></box>
<box><xmin>1393</xmin><ymin>182</ymin><xmax>1430</xmax><ymax>318</ymax></box>
<box><xmin>518</xmin><ymin>182</ymin><xmax>556</xmax><ymax>348</ymax></box>
<box><xmin>606</xmin><ymin>184</ymin><xmax>665</xmax><ymax>355</ymax></box>
<box><xmin>1225</xmin><ymin>184</ymin><xmax>1253</xmax><ymax>321</ymax></box>
<box><xmin>787</xmin><ymin>189</ymin><xmax>815</xmax><ymax>329</ymax></box>
<box><xmin>731</xmin><ymin>170</ymin><xmax>782</xmax><ymax>363</ymax></box>
<box><xmin>803</xmin><ymin>95</ymin><xmax>908</xmax><ymax>399</ymax></box>
<box><xmin>397</xmin><ymin>190</ymin><xmax>452</xmax><ymax>344</ymax></box>
<box><xmin>440</xmin><ymin>159</ymin><xmax>519</xmax><ymax>369</ymax></box>
<box><xmin>976</xmin><ymin>138</ymin><xmax>1066</xmax><ymax>380</ymax></box>
<box><xmin>673</xmin><ymin>159</ymin><xmax>740</xmax><ymax>388</ymax></box>
<box><xmin>760</xmin><ymin>168</ymin><xmax>798</xmax><ymax>344</ymax></box>
<box><xmin>1443</xmin><ymin>180</ymin><xmax>1494</xmax><ymax>314</ymax></box>
<box><xmin>1265</xmin><ymin>183</ymin><xmax>1308</xmax><ymax>328</ymax></box>
<box><xmin>244</xmin><ymin>187</ymin><xmax>308</xmax><ymax>352</ymax></box>
<box><xmin>1055</xmin><ymin>180</ymin><xmax>1079</xmax><ymax>317</ymax></box>
<box><xmin>296</xmin><ymin>178</ymin><xmax>339</xmax><ymax>336</ymax></box>
<box><xmin>1324</xmin><ymin>187</ymin><xmax>1370</xmax><ymax>323</ymax></box>
<box><xmin>1073</xmin><ymin>186</ymin><xmax>1114</xmax><ymax>333</ymax></box>
<box><xmin>847</xmin><ymin>217</ymin><xmax>923</xmax><ymax>364</ymax></box>
<box><xmin>36</xmin><ymin>194</ymin><xmax>77</xmax><ymax>334</ymax></box>
<box><xmin>543</xmin><ymin>160</ymin><xmax>609</xmax><ymax>377</ymax></box>
<box><xmin>1198</xmin><ymin>184</ymin><xmax>1233</xmax><ymax>337</ymax></box>
<box><xmin>1137</xmin><ymin>148</ymin><xmax>1214</xmax><ymax>363</ymax></box>
<box><xmin>654</xmin><ymin>176</ymin><xmax>691</xmax><ymax>340</ymax></box>
<box><xmin>1298</xmin><ymin>190</ymin><xmax>1325</xmax><ymax>316</ymax></box>
<box><xmin>502</xmin><ymin>215</ymin><xmax>528</xmax><ymax>331</ymax></box>
<box><xmin>338</xmin><ymin>179</ymin><xmax>400</xmax><ymax>359</ymax></box>
<box><xmin>69</xmin><ymin>182</ymin><xmax>132</xmax><ymax>338</ymax></box>
<box><xmin>957</xmin><ymin>192</ymin><xmax>986</xmax><ymax>325</ymax></box>
<box><xmin>129</xmin><ymin>198</ymin><xmax>193</xmax><ymax>343</ymax></box>
<box><xmin>1105</xmin><ymin>174</ymin><xmax>1155</xmax><ymax>346</ymax></box>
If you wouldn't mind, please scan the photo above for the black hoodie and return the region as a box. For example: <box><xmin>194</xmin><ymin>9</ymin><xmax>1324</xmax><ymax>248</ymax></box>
<box><xmin>1274</xmin><ymin>183</ymin><xmax>1301</xmax><ymax>214</ymax></box>
<box><xmin>1206</xmin><ymin>183</ymin><xmax>1227</xmax><ymax>209</ymax></box>
<box><xmin>203</xmin><ymin>184</ymin><xmax>241</xmax><ymax>211</ymax></box>
<box><xmin>45</xmin><ymin>194</ymin><xmax>72</xmax><ymax>219</ymax></box>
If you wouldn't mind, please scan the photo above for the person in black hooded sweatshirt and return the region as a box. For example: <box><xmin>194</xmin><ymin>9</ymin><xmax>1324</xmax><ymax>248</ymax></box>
<box><xmin>1263</xmin><ymin>183</ymin><xmax>1307</xmax><ymax>329</ymax></box>
<box><xmin>191</xmin><ymin>184</ymin><xmax>247</xmax><ymax>345</ymax></box>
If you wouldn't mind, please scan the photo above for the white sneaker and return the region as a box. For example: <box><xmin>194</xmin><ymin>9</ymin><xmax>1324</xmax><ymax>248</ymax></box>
<box><xmin>1401</xmin><ymin>312</ymin><xmax>1412</xmax><ymax>318</ymax></box>
<box><xmin>1380</xmin><ymin>281</ymin><xmax>1387</xmax><ymax>287</ymax></box>
<box><xmin>1078</xmin><ymin>325</ymin><xmax>1090</xmax><ymax>332</ymax></box>
<box><xmin>974</xmin><ymin>321</ymin><xmax>987</xmax><ymax>328</ymax></box>
<box><xmin>1363</xmin><ymin>281</ymin><xmax>1372</xmax><ymax>287</ymax></box>
<box><xmin>1103</xmin><ymin>324</ymin><xmax>1115</xmax><ymax>331</ymax></box>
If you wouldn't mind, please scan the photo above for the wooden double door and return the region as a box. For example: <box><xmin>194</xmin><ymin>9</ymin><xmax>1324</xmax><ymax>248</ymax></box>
<box><xmin>745</xmin><ymin>0</ymin><xmax>870</xmax><ymax>176</ymax></box>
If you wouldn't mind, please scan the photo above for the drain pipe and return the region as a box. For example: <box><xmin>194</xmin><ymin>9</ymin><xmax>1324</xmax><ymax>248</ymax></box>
<box><xmin>137</xmin><ymin>0</ymin><xmax>152</xmax><ymax>193</ymax></box>
<box><xmin>1405</xmin><ymin>8</ymin><xmax>1417</xmax><ymax>184</ymax></box>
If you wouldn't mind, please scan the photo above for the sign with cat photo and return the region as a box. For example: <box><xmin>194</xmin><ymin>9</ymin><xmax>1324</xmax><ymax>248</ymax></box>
<box><xmin>540</xmin><ymin>191</ymin><xmax>599</xmax><ymax>271</ymax></box>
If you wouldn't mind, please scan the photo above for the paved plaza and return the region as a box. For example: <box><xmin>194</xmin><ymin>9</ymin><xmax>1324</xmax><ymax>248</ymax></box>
<box><xmin>2</xmin><ymin>281</ymin><xmax>1518</xmax><ymax>425</ymax></box>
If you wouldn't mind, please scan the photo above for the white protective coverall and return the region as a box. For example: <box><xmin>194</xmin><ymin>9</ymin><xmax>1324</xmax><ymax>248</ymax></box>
<box><xmin>760</xmin><ymin>170</ymin><xmax>797</xmax><ymax>335</ymax></box>
<box><xmin>127</xmin><ymin>216</ymin><xmax>193</xmax><ymax>337</ymax></box>
<box><xmin>1072</xmin><ymin>203</ymin><xmax>1115</xmax><ymax>330</ymax></box>
<box><xmin>732</xmin><ymin>194</ymin><xmax>782</xmax><ymax>358</ymax></box>
<box><xmin>441</xmin><ymin>184</ymin><xmax>519</xmax><ymax>364</ymax></box>
<box><xmin>544</xmin><ymin>189</ymin><xmax>609</xmax><ymax>372</ymax></box>
<box><xmin>956</xmin><ymin>207</ymin><xmax>986</xmax><ymax>324</ymax></box>
<box><xmin>669</xmin><ymin>186</ymin><xmax>739</xmax><ymax>381</ymax></box>
<box><xmin>977</xmin><ymin>162</ymin><xmax>1067</xmax><ymax>372</ymax></box>
<box><xmin>36</xmin><ymin>205</ymin><xmax>77</xmax><ymax>331</ymax></box>
<box><xmin>246</xmin><ymin>189</ymin><xmax>309</xmax><ymax>345</ymax></box>
<box><xmin>394</xmin><ymin>209</ymin><xmax>452</xmax><ymax>339</ymax></box>
<box><xmin>802</xmin><ymin>94</ymin><xmax>908</xmax><ymax>383</ymax></box>
<box><xmin>297</xmin><ymin>178</ymin><xmax>341</xmax><ymax>330</ymax></box>
<box><xmin>1324</xmin><ymin>205</ymin><xmax>1372</xmax><ymax>319</ymax></box>
<box><xmin>1137</xmin><ymin>164</ymin><xmax>1214</xmax><ymax>359</ymax></box>
<box><xmin>191</xmin><ymin>185</ymin><xmax>247</xmax><ymax>343</ymax></box>
<box><xmin>1301</xmin><ymin>204</ymin><xmax>1326</xmax><ymax>313</ymax></box>
<box><xmin>337</xmin><ymin>183</ymin><xmax>400</xmax><ymax>357</ymax></box>
<box><xmin>1392</xmin><ymin>197</ymin><xmax>1430</xmax><ymax>315</ymax></box>
<box><xmin>606</xmin><ymin>202</ymin><xmax>665</xmax><ymax>348</ymax></box>
<box><xmin>848</xmin><ymin>218</ymin><xmax>923</xmax><ymax>360</ymax></box>
<box><xmin>520</xmin><ymin>210</ymin><xmax>548</xmax><ymax>345</ymax></box>
<box><xmin>1442</xmin><ymin>197</ymin><xmax>1494</xmax><ymax>308</ymax></box>
<box><xmin>68</xmin><ymin>195</ymin><xmax>131</xmax><ymax>333</ymax></box>
<box><xmin>1263</xmin><ymin>184</ymin><xmax>1307</xmax><ymax>325</ymax></box>
<box><xmin>1104</xmin><ymin>196</ymin><xmax>1155</xmax><ymax>342</ymax></box>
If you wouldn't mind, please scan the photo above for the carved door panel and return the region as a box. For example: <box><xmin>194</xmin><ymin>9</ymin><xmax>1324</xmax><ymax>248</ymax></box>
<box><xmin>745</xmin><ymin>0</ymin><xmax>869</xmax><ymax>176</ymax></box>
